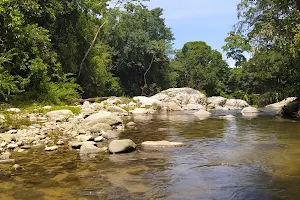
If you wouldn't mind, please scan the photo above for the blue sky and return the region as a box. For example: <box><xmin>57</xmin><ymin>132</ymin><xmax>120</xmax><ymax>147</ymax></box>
<box><xmin>145</xmin><ymin>0</ymin><xmax>241</xmax><ymax>66</ymax></box>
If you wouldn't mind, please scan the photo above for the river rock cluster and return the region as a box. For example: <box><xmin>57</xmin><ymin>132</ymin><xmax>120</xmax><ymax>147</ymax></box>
<box><xmin>0</xmin><ymin>87</ymin><xmax>252</xmax><ymax>163</ymax></box>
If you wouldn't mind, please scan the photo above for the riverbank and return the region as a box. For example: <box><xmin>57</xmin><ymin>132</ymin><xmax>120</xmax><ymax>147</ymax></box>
<box><xmin>0</xmin><ymin>87</ymin><xmax>295</xmax><ymax>165</ymax></box>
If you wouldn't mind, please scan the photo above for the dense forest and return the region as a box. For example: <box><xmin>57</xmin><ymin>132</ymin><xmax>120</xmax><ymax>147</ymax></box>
<box><xmin>0</xmin><ymin>0</ymin><xmax>299</xmax><ymax>106</ymax></box>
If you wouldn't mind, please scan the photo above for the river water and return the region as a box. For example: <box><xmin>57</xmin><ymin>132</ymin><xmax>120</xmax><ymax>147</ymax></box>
<box><xmin>1</xmin><ymin>110</ymin><xmax>300</xmax><ymax>199</ymax></box>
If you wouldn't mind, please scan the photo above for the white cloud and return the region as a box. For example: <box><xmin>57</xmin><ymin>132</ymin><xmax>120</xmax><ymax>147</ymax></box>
<box><xmin>145</xmin><ymin>0</ymin><xmax>240</xmax><ymax>20</ymax></box>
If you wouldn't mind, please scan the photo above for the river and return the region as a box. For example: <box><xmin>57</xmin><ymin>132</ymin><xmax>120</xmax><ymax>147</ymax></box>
<box><xmin>1</xmin><ymin>110</ymin><xmax>300</xmax><ymax>199</ymax></box>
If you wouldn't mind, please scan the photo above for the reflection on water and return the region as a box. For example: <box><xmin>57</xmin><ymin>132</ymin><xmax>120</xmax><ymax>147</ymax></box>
<box><xmin>1</xmin><ymin>112</ymin><xmax>300</xmax><ymax>199</ymax></box>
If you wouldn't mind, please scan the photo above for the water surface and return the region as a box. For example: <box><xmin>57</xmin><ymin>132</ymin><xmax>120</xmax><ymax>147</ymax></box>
<box><xmin>1</xmin><ymin>111</ymin><xmax>300</xmax><ymax>199</ymax></box>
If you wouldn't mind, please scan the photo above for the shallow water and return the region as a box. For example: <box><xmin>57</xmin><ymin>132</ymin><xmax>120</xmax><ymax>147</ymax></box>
<box><xmin>1</xmin><ymin>111</ymin><xmax>300</xmax><ymax>199</ymax></box>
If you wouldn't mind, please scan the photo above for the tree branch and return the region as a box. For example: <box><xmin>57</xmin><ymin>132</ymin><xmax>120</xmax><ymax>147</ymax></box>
<box><xmin>143</xmin><ymin>54</ymin><xmax>155</xmax><ymax>86</ymax></box>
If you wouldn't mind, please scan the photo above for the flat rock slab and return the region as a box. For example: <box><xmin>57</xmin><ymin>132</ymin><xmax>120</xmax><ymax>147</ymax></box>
<box><xmin>108</xmin><ymin>139</ymin><xmax>136</xmax><ymax>154</ymax></box>
<box><xmin>80</xmin><ymin>144</ymin><xmax>103</xmax><ymax>155</ymax></box>
<box><xmin>141</xmin><ymin>140</ymin><xmax>184</xmax><ymax>148</ymax></box>
<box><xmin>46</xmin><ymin>110</ymin><xmax>73</xmax><ymax>121</ymax></box>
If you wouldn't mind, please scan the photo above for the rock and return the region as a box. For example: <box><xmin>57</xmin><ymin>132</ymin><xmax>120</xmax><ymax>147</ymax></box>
<box><xmin>21</xmin><ymin>145</ymin><xmax>31</xmax><ymax>149</ymax></box>
<box><xmin>17</xmin><ymin>149</ymin><xmax>25</xmax><ymax>153</ymax></box>
<box><xmin>219</xmin><ymin>115</ymin><xmax>235</xmax><ymax>120</ymax></box>
<box><xmin>46</xmin><ymin>110</ymin><xmax>73</xmax><ymax>121</ymax></box>
<box><xmin>12</xmin><ymin>164</ymin><xmax>21</xmax><ymax>170</ymax></box>
<box><xmin>80</xmin><ymin>143</ymin><xmax>102</xmax><ymax>155</ymax></box>
<box><xmin>83</xmin><ymin>111</ymin><xmax>122</xmax><ymax>126</ymax></box>
<box><xmin>45</xmin><ymin>146</ymin><xmax>58</xmax><ymax>151</ymax></box>
<box><xmin>16</xmin><ymin>141</ymin><xmax>23</xmax><ymax>146</ymax></box>
<box><xmin>166</xmin><ymin>101</ymin><xmax>182</xmax><ymax>111</ymax></box>
<box><xmin>94</xmin><ymin>136</ymin><xmax>104</xmax><ymax>142</ymax></box>
<box><xmin>108</xmin><ymin>139</ymin><xmax>136</xmax><ymax>154</ymax></box>
<box><xmin>126</xmin><ymin>122</ymin><xmax>136</xmax><ymax>126</ymax></box>
<box><xmin>0</xmin><ymin>134</ymin><xmax>15</xmax><ymax>143</ymax></box>
<box><xmin>69</xmin><ymin>141</ymin><xmax>95</xmax><ymax>149</ymax></box>
<box><xmin>182</xmin><ymin>104</ymin><xmax>204</xmax><ymax>110</ymax></box>
<box><xmin>141</xmin><ymin>140</ymin><xmax>184</xmax><ymax>147</ymax></box>
<box><xmin>265</xmin><ymin>97</ymin><xmax>297</xmax><ymax>109</ymax></box>
<box><xmin>90</xmin><ymin>123</ymin><xmax>112</xmax><ymax>133</ymax></box>
<box><xmin>207</xmin><ymin>96</ymin><xmax>227</xmax><ymax>108</ymax></box>
<box><xmin>133</xmin><ymin>96</ymin><xmax>162</xmax><ymax>106</ymax></box>
<box><xmin>0</xmin><ymin>171</ymin><xmax>11</xmax><ymax>180</ymax></box>
<box><xmin>130</xmin><ymin>108</ymin><xmax>154</xmax><ymax>115</ymax></box>
<box><xmin>75</xmin><ymin>135</ymin><xmax>93</xmax><ymax>142</ymax></box>
<box><xmin>7</xmin><ymin>108</ymin><xmax>21</xmax><ymax>113</ymax></box>
<box><xmin>7</xmin><ymin>130</ymin><xmax>17</xmax><ymax>134</ymax></box>
<box><xmin>0</xmin><ymin>159</ymin><xmax>15</xmax><ymax>164</ymax></box>
<box><xmin>107</xmin><ymin>106</ymin><xmax>128</xmax><ymax>113</ymax></box>
<box><xmin>224</xmin><ymin>99</ymin><xmax>249</xmax><ymax>109</ymax></box>
<box><xmin>30</xmin><ymin>124</ymin><xmax>42</xmax><ymax>129</ymax></box>
<box><xmin>151</xmin><ymin>88</ymin><xmax>207</xmax><ymax>106</ymax></box>
<box><xmin>1</xmin><ymin>142</ymin><xmax>7</xmax><ymax>147</ymax></box>
<box><xmin>0</xmin><ymin>152</ymin><xmax>11</xmax><ymax>160</ymax></box>
<box><xmin>101</xmin><ymin>130</ymin><xmax>119</xmax><ymax>140</ymax></box>
<box><xmin>56</xmin><ymin>140</ymin><xmax>64</xmax><ymax>145</ymax></box>
<box><xmin>193</xmin><ymin>109</ymin><xmax>211</xmax><ymax>120</ymax></box>
<box><xmin>0</xmin><ymin>114</ymin><xmax>5</xmax><ymax>123</ymax></box>
<box><xmin>43</xmin><ymin>105</ymin><xmax>52</xmax><ymax>109</ymax></box>
<box><xmin>241</xmin><ymin>107</ymin><xmax>260</xmax><ymax>114</ymax></box>
<box><xmin>7</xmin><ymin>144</ymin><xmax>18</xmax><ymax>149</ymax></box>
<box><xmin>82</xmin><ymin>101</ymin><xmax>91</xmax><ymax>109</ymax></box>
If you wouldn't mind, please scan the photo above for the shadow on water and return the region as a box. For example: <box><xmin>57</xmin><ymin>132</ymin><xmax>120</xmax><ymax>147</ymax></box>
<box><xmin>1</xmin><ymin>112</ymin><xmax>300</xmax><ymax>199</ymax></box>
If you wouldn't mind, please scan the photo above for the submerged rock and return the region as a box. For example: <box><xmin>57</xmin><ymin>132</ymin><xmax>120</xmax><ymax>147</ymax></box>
<box><xmin>141</xmin><ymin>140</ymin><xmax>184</xmax><ymax>147</ymax></box>
<box><xmin>45</xmin><ymin>145</ymin><xmax>58</xmax><ymax>151</ymax></box>
<box><xmin>193</xmin><ymin>109</ymin><xmax>211</xmax><ymax>120</ymax></box>
<box><xmin>241</xmin><ymin>107</ymin><xmax>260</xmax><ymax>114</ymax></box>
<box><xmin>108</xmin><ymin>139</ymin><xmax>136</xmax><ymax>154</ymax></box>
<box><xmin>80</xmin><ymin>143</ymin><xmax>103</xmax><ymax>155</ymax></box>
<box><xmin>219</xmin><ymin>115</ymin><xmax>235</xmax><ymax>120</ymax></box>
<box><xmin>0</xmin><ymin>152</ymin><xmax>11</xmax><ymax>160</ymax></box>
<box><xmin>126</xmin><ymin>121</ymin><xmax>136</xmax><ymax>127</ymax></box>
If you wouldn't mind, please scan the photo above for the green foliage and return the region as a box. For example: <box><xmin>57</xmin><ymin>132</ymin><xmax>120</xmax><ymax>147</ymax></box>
<box><xmin>168</xmin><ymin>41</ymin><xmax>230</xmax><ymax>96</ymax></box>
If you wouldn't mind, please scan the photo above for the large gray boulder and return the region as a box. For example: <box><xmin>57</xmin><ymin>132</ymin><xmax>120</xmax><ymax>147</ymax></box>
<box><xmin>46</xmin><ymin>110</ymin><xmax>73</xmax><ymax>121</ymax></box>
<box><xmin>151</xmin><ymin>88</ymin><xmax>207</xmax><ymax>106</ymax></box>
<box><xmin>83</xmin><ymin>111</ymin><xmax>122</xmax><ymax>126</ymax></box>
<box><xmin>108</xmin><ymin>139</ymin><xmax>136</xmax><ymax>154</ymax></box>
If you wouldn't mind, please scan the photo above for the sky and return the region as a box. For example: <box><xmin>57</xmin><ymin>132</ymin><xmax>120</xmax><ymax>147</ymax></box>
<box><xmin>145</xmin><ymin>0</ymin><xmax>241</xmax><ymax>66</ymax></box>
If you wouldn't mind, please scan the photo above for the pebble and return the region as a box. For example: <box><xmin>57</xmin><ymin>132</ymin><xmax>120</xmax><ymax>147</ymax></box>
<box><xmin>7</xmin><ymin>144</ymin><xmax>18</xmax><ymax>149</ymax></box>
<box><xmin>45</xmin><ymin>146</ymin><xmax>58</xmax><ymax>151</ymax></box>
<box><xmin>94</xmin><ymin>136</ymin><xmax>104</xmax><ymax>142</ymax></box>
<box><xmin>21</xmin><ymin>145</ymin><xmax>31</xmax><ymax>149</ymax></box>
<box><xmin>1</xmin><ymin>142</ymin><xmax>7</xmax><ymax>147</ymax></box>
<box><xmin>56</xmin><ymin>140</ymin><xmax>64</xmax><ymax>145</ymax></box>
<box><xmin>126</xmin><ymin>122</ymin><xmax>136</xmax><ymax>126</ymax></box>
<box><xmin>0</xmin><ymin>152</ymin><xmax>11</xmax><ymax>160</ymax></box>
<box><xmin>12</xmin><ymin>164</ymin><xmax>21</xmax><ymax>170</ymax></box>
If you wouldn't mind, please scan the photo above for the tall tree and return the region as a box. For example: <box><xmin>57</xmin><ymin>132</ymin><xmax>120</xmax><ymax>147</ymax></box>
<box><xmin>169</xmin><ymin>41</ymin><xmax>229</xmax><ymax>96</ymax></box>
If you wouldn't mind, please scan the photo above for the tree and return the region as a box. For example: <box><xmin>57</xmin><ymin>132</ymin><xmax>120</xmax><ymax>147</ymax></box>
<box><xmin>169</xmin><ymin>41</ymin><xmax>229</xmax><ymax>96</ymax></box>
<box><xmin>102</xmin><ymin>3</ymin><xmax>174</xmax><ymax>96</ymax></box>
